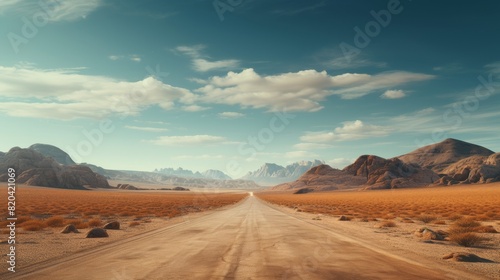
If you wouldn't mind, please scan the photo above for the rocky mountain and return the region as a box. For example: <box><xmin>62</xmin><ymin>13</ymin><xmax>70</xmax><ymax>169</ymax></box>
<box><xmin>28</xmin><ymin>143</ymin><xmax>76</xmax><ymax>165</ymax></box>
<box><xmin>398</xmin><ymin>138</ymin><xmax>494</xmax><ymax>173</ymax></box>
<box><xmin>0</xmin><ymin>147</ymin><xmax>109</xmax><ymax>189</ymax></box>
<box><xmin>273</xmin><ymin>156</ymin><xmax>438</xmax><ymax>191</ymax></box>
<box><xmin>202</xmin><ymin>169</ymin><xmax>232</xmax><ymax>180</ymax></box>
<box><xmin>272</xmin><ymin>164</ymin><xmax>365</xmax><ymax>191</ymax></box>
<box><xmin>438</xmin><ymin>153</ymin><xmax>500</xmax><ymax>185</ymax></box>
<box><xmin>242</xmin><ymin>160</ymin><xmax>325</xmax><ymax>186</ymax></box>
<box><xmin>343</xmin><ymin>155</ymin><xmax>439</xmax><ymax>189</ymax></box>
<box><xmin>273</xmin><ymin>139</ymin><xmax>498</xmax><ymax>191</ymax></box>
<box><xmin>154</xmin><ymin>167</ymin><xmax>232</xmax><ymax>180</ymax></box>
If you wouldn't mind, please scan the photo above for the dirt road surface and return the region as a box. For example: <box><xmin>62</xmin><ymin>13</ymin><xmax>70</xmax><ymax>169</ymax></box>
<box><xmin>10</xmin><ymin>196</ymin><xmax>451</xmax><ymax>280</ymax></box>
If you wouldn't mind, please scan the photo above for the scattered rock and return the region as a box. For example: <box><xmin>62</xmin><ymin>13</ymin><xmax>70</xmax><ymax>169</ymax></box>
<box><xmin>117</xmin><ymin>184</ymin><xmax>139</xmax><ymax>190</ymax></box>
<box><xmin>294</xmin><ymin>188</ymin><xmax>314</xmax><ymax>194</ymax></box>
<box><xmin>338</xmin><ymin>215</ymin><xmax>351</xmax><ymax>221</ymax></box>
<box><xmin>414</xmin><ymin>227</ymin><xmax>444</xmax><ymax>240</ymax></box>
<box><xmin>60</xmin><ymin>224</ymin><xmax>79</xmax><ymax>234</ymax></box>
<box><xmin>85</xmin><ymin>228</ymin><xmax>108</xmax><ymax>238</ymax></box>
<box><xmin>103</xmin><ymin>221</ymin><xmax>120</xmax><ymax>230</ymax></box>
<box><xmin>312</xmin><ymin>214</ymin><xmax>322</xmax><ymax>220</ymax></box>
<box><xmin>442</xmin><ymin>252</ymin><xmax>493</xmax><ymax>262</ymax></box>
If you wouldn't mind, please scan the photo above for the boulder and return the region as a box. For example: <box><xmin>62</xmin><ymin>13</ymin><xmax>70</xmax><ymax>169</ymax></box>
<box><xmin>442</xmin><ymin>252</ymin><xmax>492</xmax><ymax>262</ymax></box>
<box><xmin>85</xmin><ymin>228</ymin><xmax>109</xmax><ymax>238</ymax></box>
<box><xmin>61</xmin><ymin>224</ymin><xmax>79</xmax><ymax>234</ymax></box>
<box><xmin>103</xmin><ymin>221</ymin><xmax>120</xmax><ymax>230</ymax></box>
<box><xmin>414</xmin><ymin>227</ymin><xmax>444</xmax><ymax>240</ymax></box>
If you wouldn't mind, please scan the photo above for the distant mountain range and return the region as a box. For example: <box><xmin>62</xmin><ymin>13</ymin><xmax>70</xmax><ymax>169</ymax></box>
<box><xmin>2</xmin><ymin>138</ymin><xmax>498</xmax><ymax>191</ymax></box>
<box><xmin>0</xmin><ymin>143</ymin><xmax>260</xmax><ymax>190</ymax></box>
<box><xmin>241</xmin><ymin>160</ymin><xmax>325</xmax><ymax>186</ymax></box>
<box><xmin>154</xmin><ymin>167</ymin><xmax>232</xmax><ymax>180</ymax></box>
<box><xmin>273</xmin><ymin>138</ymin><xmax>500</xmax><ymax>192</ymax></box>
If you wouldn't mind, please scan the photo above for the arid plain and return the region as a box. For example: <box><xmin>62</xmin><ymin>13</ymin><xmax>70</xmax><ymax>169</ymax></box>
<box><xmin>1</xmin><ymin>182</ymin><xmax>498</xmax><ymax>279</ymax></box>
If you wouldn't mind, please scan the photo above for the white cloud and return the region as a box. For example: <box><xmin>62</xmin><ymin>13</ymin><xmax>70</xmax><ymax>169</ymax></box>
<box><xmin>300</xmin><ymin>120</ymin><xmax>390</xmax><ymax>143</ymax></box>
<box><xmin>381</xmin><ymin>89</ymin><xmax>406</xmax><ymax>99</ymax></box>
<box><xmin>182</xmin><ymin>105</ymin><xmax>211</xmax><ymax>112</ymax></box>
<box><xmin>0</xmin><ymin>65</ymin><xmax>195</xmax><ymax>120</ymax></box>
<box><xmin>192</xmin><ymin>58</ymin><xmax>239</xmax><ymax>72</ymax></box>
<box><xmin>109</xmin><ymin>55</ymin><xmax>142</xmax><ymax>63</ymax></box>
<box><xmin>327</xmin><ymin>158</ymin><xmax>354</xmax><ymax>169</ymax></box>
<box><xmin>293</xmin><ymin>143</ymin><xmax>333</xmax><ymax>150</ymax></box>
<box><xmin>325</xmin><ymin>56</ymin><xmax>387</xmax><ymax>70</ymax></box>
<box><xmin>284</xmin><ymin>151</ymin><xmax>319</xmax><ymax>159</ymax></box>
<box><xmin>486</xmin><ymin>61</ymin><xmax>500</xmax><ymax>76</ymax></box>
<box><xmin>173</xmin><ymin>154</ymin><xmax>225</xmax><ymax>160</ymax></box>
<box><xmin>218</xmin><ymin>112</ymin><xmax>245</xmax><ymax>119</ymax></box>
<box><xmin>125</xmin><ymin>126</ymin><xmax>168</xmax><ymax>133</ymax></box>
<box><xmin>1</xmin><ymin>0</ymin><xmax>103</xmax><ymax>21</ymax></box>
<box><xmin>196</xmin><ymin>68</ymin><xmax>434</xmax><ymax>112</ymax></box>
<box><xmin>175</xmin><ymin>45</ymin><xmax>240</xmax><ymax>72</ymax></box>
<box><xmin>147</xmin><ymin>135</ymin><xmax>227</xmax><ymax>146</ymax></box>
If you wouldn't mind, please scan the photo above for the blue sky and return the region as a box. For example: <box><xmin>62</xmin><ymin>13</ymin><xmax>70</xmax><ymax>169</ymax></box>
<box><xmin>0</xmin><ymin>0</ymin><xmax>499</xmax><ymax>178</ymax></box>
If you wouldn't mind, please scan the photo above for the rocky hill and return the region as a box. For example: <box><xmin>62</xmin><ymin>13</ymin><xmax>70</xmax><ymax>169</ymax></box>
<box><xmin>398</xmin><ymin>138</ymin><xmax>494</xmax><ymax>173</ymax></box>
<box><xmin>438</xmin><ymin>153</ymin><xmax>500</xmax><ymax>185</ymax></box>
<box><xmin>154</xmin><ymin>167</ymin><xmax>232</xmax><ymax>180</ymax></box>
<box><xmin>273</xmin><ymin>156</ymin><xmax>438</xmax><ymax>191</ymax></box>
<box><xmin>28</xmin><ymin>143</ymin><xmax>76</xmax><ymax>165</ymax></box>
<box><xmin>242</xmin><ymin>160</ymin><xmax>324</xmax><ymax>186</ymax></box>
<box><xmin>343</xmin><ymin>155</ymin><xmax>439</xmax><ymax>189</ymax></box>
<box><xmin>0</xmin><ymin>147</ymin><xmax>109</xmax><ymax>189</ymax></box>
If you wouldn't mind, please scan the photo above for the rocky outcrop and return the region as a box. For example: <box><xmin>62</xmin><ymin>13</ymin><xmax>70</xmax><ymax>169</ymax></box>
<box><xmin>0</xmin><ymin>147</ymin><xmax>110</xmax><ymax>189</ymax></box>
<box><xmin>343</xmin><ymin>155</ymin><xmax>439</xmax><ymax>189</ymax></box>
<box><xmin>85</xmin><ymin>228</ymin><xmax>109</xmax><ymax>238</ymax></box>
<box><xmin>103</xmin><ymin>221</ymin><xmax>120</xmax><ymax>230</ymax></box>
<box><xmin>117</xmin><ymin>183</ymin><xmax>139</xmax><ymax>190</ymax></box>
<box><xmin>398</xmin><ymin>138</ymin><xmax>494</xmax><ymax>173</ymax></box>
<box><xmin>273</xmin><ymin>164</ymin><xmax>366</xmax><ymax>191</ymax></box>
<box><xmin>28</xmin><ymin>143</ymin><xmax>76</xmax><ymax>165</ymax></box>
<box><xmin>439</xmin><ymin>153</ymin><xmax>500</xmax><ymax>185</ymax></box>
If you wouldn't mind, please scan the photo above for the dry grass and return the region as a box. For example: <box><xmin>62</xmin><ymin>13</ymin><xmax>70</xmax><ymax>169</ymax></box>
<box><xmin>45</xmin><ymin>216</ymin><xmax>65</xmax><ymax>227</ymax></box>
<box><xmin>256</xmin><ymin>185</ymin><xmax>500</xmax><ymax>222</ymax></box>
<box><xmin>21</xmin><ymin>220</ymin><xmax>46</xmax><ymax>231</ymax></box>
<box><xmin>449</xmin><ymin>232</ymin><xmax>486</xmax><ymax>247</ymax></box>
<box><xmin>88</xmin><ymin>218</ymin><xmax>103</xmax><ymax>227</ymax></box>
<box><xmin>0</xmin><ymin>185</ymin><xmax>247</xmax><ymax>231</ymax></box>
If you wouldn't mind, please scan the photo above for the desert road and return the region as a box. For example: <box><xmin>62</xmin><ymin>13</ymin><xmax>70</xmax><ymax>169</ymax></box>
<box><xmin>12</xmin><ymin>196</ymin><xmax>450</xmax><ymax>280</ymax></box>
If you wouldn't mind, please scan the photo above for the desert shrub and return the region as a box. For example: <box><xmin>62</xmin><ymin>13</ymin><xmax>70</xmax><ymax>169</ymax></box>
<box><xmin>88</xmin><ymin>218</ymin><xmax>103</xmax><ymax>227</ymax></box>
<box><xmin>22</xmin><ymin>220</ymin><xmax>46</xmax><ymax>231</ymax></box>
<box><xmin>66</xmin><ymin>219</ymin><xmax>89</xmax><ymax>229</ymax></box>
<box><xmin>45</xmin><ymin>216</ymin><xmax>65</xmax><ymax>227</ymax></box>
<box><xmin>474</xmin><ymin>225</ymin><xmax>498</xmax><ymax>233</ymax></box>
<box><xmin>433</xmin><ymin>220</ymin><xmax>446</xmax><ymax>225</ymax></box>
<box><xmin>454</xmin><ymin>218</ymin><xmax>481</xmax><ymax>228</ymax></box>
<box><xmin>449</xmin><ymin>232</ymin><xmax>486</xmax><ymax>247</ymax></box>
<box><xmin>417</xmin><ymin>215</ymin><xmax>437</xmax><ymax>223</ymax></box>
<box><xmin>447</xmin><ymin>214</ymin><xmax>463</xmax><ymax>221</ymax></box>
<box><xmin>379</xmin><ymin>221</ymin><xmax>397</xmax><ymax>228</ymax></box>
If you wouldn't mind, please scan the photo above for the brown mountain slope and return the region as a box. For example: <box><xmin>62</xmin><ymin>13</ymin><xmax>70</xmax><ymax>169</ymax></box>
<box><xmin>437</xmin><ymin>153</ymin><xmax>500</xmax><ymax>185</ymax></box>
<box><xmin>398</xmin><ymin>138</ymin><xmax>494</xmax><ymax>173</ymax></box>
<box><xmin>272</xmin><ymin>164</ymin><xmax>366</xmax><ymax>191</ymax></box>
<box><xmin>272</xmin><ymin>155</ymin><xmax>438</xmax><ymax>191</ymax></box>
<box><xmin>0</xmin><ymin>147</ymin><xmax>110</xmax><ymax>189</ymax></box>
<box><xmin>343</xmin><ymin>155</ymin><xmax>439</xmax><ymax>190</ymax></box>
